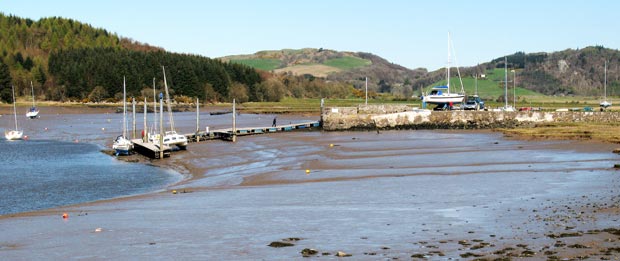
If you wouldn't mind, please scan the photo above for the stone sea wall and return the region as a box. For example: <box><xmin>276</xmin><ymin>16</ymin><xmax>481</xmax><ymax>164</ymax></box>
<box><xmin>321</xmin><ymin>105</ymin><xmax>620</xmax><ymax>131</ymax></box>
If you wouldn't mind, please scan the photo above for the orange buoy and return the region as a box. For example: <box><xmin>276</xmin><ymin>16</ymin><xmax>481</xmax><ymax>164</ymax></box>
<box><xmin>62</xmin><ymin>213</ymin><xmax>68</xmax><ymax>219</ymax></box>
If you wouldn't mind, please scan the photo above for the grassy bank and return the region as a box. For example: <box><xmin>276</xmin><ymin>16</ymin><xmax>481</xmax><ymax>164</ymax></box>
<box><xmin>500</xmin><ymin>122</ymin><xmax>620</xmax><ymax>144</ymax></box>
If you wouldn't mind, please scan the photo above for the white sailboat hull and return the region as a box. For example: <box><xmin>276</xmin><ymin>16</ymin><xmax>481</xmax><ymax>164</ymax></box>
<box><xmin>423</xmin><ymin>94</ymin><xmax>465</xmax><ymax>104</ymax></box>
<box><xmin>113</xmin><ymin>136</ymin><xmax>133</xmax><ymax>155</ymax></box>
<box><xmin>5</xmin><ymin>130</ymin><xmax>23</xmax><ymax>140</ymax></box>
<box><xmin>600</xmin><ymin>101</ymin><xmax>612</xmax><ymax>108</ymax></box>
<box><xmin>26</xmin><ymin>110</ymin><xmax>39</xmax><ymax>119</ymax></box>
<box><xmin>150</xmin><ymin>131</ymin><xmax>187</xmax><ymax>149</ymax></box>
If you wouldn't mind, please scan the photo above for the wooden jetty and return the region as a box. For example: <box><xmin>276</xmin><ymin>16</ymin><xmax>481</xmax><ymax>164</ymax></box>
<box><xmin>185</xmin><ymin>121</ymin><xmax>321</xmax><ymax>142</ymax></box>
<box><xmin>131</xmin><ymin>139</ymin><xmax>171</xmax><ymax>159</ymax></box>
<box><xmin>130</xmin><ymin>120</ymin><xmax>320</xmax><ymax>158</ymax></box>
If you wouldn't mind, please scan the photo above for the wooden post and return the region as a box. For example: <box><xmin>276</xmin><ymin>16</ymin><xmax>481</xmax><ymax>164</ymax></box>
<box><xmin>196</xmin><ymin>98</ymin><xmax>200</xmax><ymax>142</ymax></box>
<box><xmin>143</xmin><ymin>97</ymin><xmax>147</xmax><ymax>142</ymax></box>
<box><xmin>132</xmin><ymin>97</ymin><xmax>136</xmax><ymax>139</ymax></box>
<box><xmin>232</xmin><ymin>99</ymin><xmax>237</xmax><ymax>142</ymax></box>
<box><xmin>320</xmin><ymin>98</ymin><xmax>324</xmax><ymax>127</ymax></box>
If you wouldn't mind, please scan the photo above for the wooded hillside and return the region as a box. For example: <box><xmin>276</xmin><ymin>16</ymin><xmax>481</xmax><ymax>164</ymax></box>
<box><xmin>0</xmin><ymin>13</ymin><xmax>353</xmax><ymax>104</ymax></box>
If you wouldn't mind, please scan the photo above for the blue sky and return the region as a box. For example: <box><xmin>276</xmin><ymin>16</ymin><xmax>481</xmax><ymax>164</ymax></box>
<box><xmin>3</xmin><ymin>0</ymin><xmax>617</xmax><ymax>71</ymax></box>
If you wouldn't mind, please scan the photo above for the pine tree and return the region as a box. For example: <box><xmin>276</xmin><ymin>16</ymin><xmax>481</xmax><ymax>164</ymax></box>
<box><xmin>0</xmin><ymin>60</ymin><xmax>13</xmax><ymax>103</ymax></box>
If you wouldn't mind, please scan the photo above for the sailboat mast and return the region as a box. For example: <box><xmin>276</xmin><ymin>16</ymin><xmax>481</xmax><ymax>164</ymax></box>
<box><xmin>30</xmin><ymin>81</ymin><xmax>35</xmax><ymax>107</ymax></box>
<box><xmin>504</xmin><ymin>57</ymin><xmax>508</xmax><ymax>108</ymax></box>
<box><xmin>152</xmin><ymin>77</ymin><xmax>157</xmax><ymax>133</ymax></box>
<box><xmin>447</xmin><ymin>32</ymin><xmax>451</xmax><ymax>93</ymax></box>
<box><xmin>123</xmin><ymin>76</ymin><xmax>127</xmax><ymax>138</ymax></box>
<box><xmin>162</xmin><ymin>66</ymin><xmax>174</xmax><ymax>132</ymax></box>
<box><xmin>12</xmin><ymin>85</ymin><xmax>18</xmax><ymax>130</ymax></box>
<box><xmin>604</xmin><ymin>60</ymin><xmax>607</xmax><ymax>101</ymax></box>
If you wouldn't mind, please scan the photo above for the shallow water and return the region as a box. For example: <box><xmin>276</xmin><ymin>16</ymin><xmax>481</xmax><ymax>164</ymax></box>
<box><xmin>0</xmin><ymin>139</ymin><xmax>181</xmax><ymax>215</ymax></box>
<box><xmin>0</xmin><ymin>107</ymin><xmax>313</xmax><ymax>215</ymax></box>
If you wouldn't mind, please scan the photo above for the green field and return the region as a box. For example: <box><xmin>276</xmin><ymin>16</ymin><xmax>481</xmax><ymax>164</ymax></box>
<box><xmin>423</xmin><ymin>68</ymin><xmax>544</xmax><ymax>106</ymax></box>
<box><xmin>323</xmin><ymin>56</ymin><xmax>371</xmax><ymax>70</ymax></box>
<box><xmin>230</xmin><ymin>58</ymin><xmax>282</xmax><ymax>71</ymax></box>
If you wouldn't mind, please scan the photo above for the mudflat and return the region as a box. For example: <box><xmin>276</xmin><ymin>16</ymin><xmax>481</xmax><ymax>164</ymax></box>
<box><xmin>0</xmin><ymin>107</ymin><xmax>618</xmax><ymax>260</ymax></box>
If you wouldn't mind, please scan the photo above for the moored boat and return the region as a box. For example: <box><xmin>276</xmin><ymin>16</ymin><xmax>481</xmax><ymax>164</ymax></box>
<box><xmin>5</xmin><ymin>85</ymin><xmax>23</xmax><ymax>141</ymax></box>
<box><xmin>421</xmin><ymin>33</ymin><xmax>465</xmax><ymax>107</ymax></box>
<box><xmin>112</xmin><ymin>77</ymin><xmax>133</xmax><ymax>155</ymax></box>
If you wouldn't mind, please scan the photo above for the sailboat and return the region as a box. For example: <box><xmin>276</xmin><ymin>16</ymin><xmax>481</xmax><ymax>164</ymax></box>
<box><xmin>112</xmin><ymin>77</ymin><xmax>133</xmax><ymax>155</ymax></box>
<box><xmin>5</xmin><ymin>85</ymin><xmax>24</xmax><ymax>140</ymax></box>
<box><xmin>421</xmin><ymin>32</ymin><xmax>465</xmax><ymax>107</ymax></box>
<box><xmin>26</xmin><ymin>81</ymin><xmax>39</xmax><ymax>119</ymax></box>
<box><xmin>600</xmin><ymin>61</ymin><xmax>612</xmax><ymax>109</ymax></box>
<box><xmin>150</xmin><ymin>66</ymin><xmax>187</xmax><ymax>149</ymax></box>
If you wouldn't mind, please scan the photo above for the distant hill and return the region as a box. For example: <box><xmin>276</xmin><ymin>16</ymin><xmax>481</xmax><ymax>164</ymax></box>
<box><xmin>417</xmin><ymin>46</ymin><xmax>620</xmax><ymax>99</ymax></box>
<box><xmin>226</xmin><ymin>47</ymin><xmax>620</xmax><ymax>100</ymax></box>
<box><xmin>492</xmin><ymin>46</ymin><xmax>620</xmax><ymax>96</ymax></box>
<box><xmin>221</xmin><ymin>48</ymin><xmax>428</xmax><ymax>99</ymax></box>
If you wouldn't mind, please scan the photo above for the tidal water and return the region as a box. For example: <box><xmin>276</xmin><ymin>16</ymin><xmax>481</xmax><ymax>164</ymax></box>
<box><xmin>0</xmin><ymin>106</ymin><xmax>311</xmax><ymax>216</ymax></box>
<box><xmin>0</xmin><ymin>139</ymin><xmax>181</xmax><ymax>215</ymax></box>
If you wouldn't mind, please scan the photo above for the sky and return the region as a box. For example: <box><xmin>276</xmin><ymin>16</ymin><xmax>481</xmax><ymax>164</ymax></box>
<box><xmin>2</xmin><ymin>0</ymin><xmax>618</xmax><ymax>71</ymax></box>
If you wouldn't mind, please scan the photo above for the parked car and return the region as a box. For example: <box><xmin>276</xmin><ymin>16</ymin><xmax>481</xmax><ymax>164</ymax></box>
<box><xmin>462</xmin><ymin>95</ymin><xmax>484</xmax><ymax>110</ymax></box>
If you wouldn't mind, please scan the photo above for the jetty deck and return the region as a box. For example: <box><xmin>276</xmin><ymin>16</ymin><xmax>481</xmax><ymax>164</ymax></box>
<box><xmin>130</xmin><ymin>120</ymin><xmax>321</xmax><ymax>158</ymax></box>
<box><xmin>184</xmin><ymin>121</ymin><xmax>320</xmax><ymax>142</ymax></box>
<box><xmin>131</xmin><ymin>139</ymin><xmax>171</xmax><ymax>159</ymax></box>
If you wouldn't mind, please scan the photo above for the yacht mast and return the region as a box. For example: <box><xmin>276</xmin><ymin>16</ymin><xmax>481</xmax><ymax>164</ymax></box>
<box><xmin>504</xmin><ymin>57</ymin><xmax>508</xmax><ymax>108</ymax></box>
<box><xmin>162</xmin><ymin>66</ymin><xmax>175</xmax><ymax>132</ymax></box>
<box><xmin>123</xmin><ymin>76</ymin><xmax>127</xmax><ymax>138</ymax></box>
<box><xmin>446</xmin><ymin>32</ymin><xmax>451</xmax><ymax>94</ymax></box>
<box><xmin>604</xmin><ymin>60</ymin><xmax>607</xmax><ymax>101</ymax></box>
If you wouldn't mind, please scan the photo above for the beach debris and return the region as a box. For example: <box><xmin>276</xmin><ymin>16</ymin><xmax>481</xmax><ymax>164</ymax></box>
<box><xmin>459</xmin><ymin>252</ymin><xmax>483</xmax><ymax>258</ymax></box>
<box><xmin>62</xmin><ymin>213</ymin><xmax>68</xmax><ymax>219</ymax></box>
<box><xmin>335</xmin><ymin>251</ymin><xmax>351</xmax><ymax>257</ymax></box>
<box><xmin>301</xmin><ymin>248</ymin><xmax>318</xmax><ymax>257</ymax></box>
<box><xmin>268</xmin><ymin>241</ymin><xmax>294</xmax><ymax>248</ymax></box>
<box><xmin>546</xmin><ymin>232</ymin><xmax>583</xmax><ymax>238</ymax></box>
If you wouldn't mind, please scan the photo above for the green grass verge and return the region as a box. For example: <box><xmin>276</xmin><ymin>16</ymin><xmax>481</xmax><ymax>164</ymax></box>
<box><xmin>323</xmin><ymin>56</ymin><xmax>371</xmax><ymax>70</ymax></box>
<box><xmin>230</xmin><ymin>58</ymin><xmax>282</xmax><ymax>71</ymax></box>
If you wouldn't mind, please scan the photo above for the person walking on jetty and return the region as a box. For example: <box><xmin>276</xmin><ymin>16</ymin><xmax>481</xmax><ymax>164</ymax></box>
<box><xmin>272</xmin><ymin>117</ymin><xmax>277</xmax><ymax>127</ymax></box>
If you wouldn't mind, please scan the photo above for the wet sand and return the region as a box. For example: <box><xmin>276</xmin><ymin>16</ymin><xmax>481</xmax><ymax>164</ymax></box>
<box><xmin>0</xmin><ymin>108</ymin><xmax>619</xmax><ymax>260</ymax></box>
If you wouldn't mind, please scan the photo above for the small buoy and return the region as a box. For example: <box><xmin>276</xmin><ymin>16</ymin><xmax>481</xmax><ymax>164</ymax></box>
<box><xmin>172</xmin><ymin>190</ymin><xmax>177</xmax><ymax>194</ymax></box>
<box><xmin>74</xmin><ymin>139</ymin><xmax>79</xmax><ymax>143</ymax></box>
<box><xmin>329</xmin><ymin>144</ymin><xmax>334</xmax><ymax>147</ymax></box>
<box><xmin>62</xmin><ymin>213</ymin><xmax>68</xmax><ymax>219</ymax></box>
<box><xmin>44</xmin><ymin>127</ymin><xmax>48</xmax><ymax>131</ymax></box>
<box><xmin>23</xmin><ymin>135</ymin><xmax>28</xmax><ymax>140</ymax></box>
<box><xmin>305</xmin><ymin>169</ymin><xmax>310</xmax><ymax>175</ymax></box>
<box><xmin>95</xmin><ymin>228</ymin><xmax>102</xmax><ymax>232</ymax></box>
<box><xmin>101</xmin><ymin>127</ymin><xmax>105</xmax><ymax>131</ymax></box>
